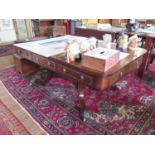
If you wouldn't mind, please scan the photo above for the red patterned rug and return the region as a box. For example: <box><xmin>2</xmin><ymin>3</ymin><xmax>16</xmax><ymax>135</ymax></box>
<box><xmin>0</xmin><ymin>99</ymin><xmax>30</xmax><ymax>135</ymax></box>
<box><xmin>0</xmin><ymin>68</ymin><xmax>155</xmax><ymax>134</ymax></box>
<box><xmin>0</xmin><ymin>44</ymin><xmax>16</xmax><ymax>57</ymax></box>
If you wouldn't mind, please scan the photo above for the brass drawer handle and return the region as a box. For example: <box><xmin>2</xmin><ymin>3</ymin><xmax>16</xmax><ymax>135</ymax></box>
<box><xmin>136</xmin><ymin>61</ymin><xmax>140</xmax><ymax>68</ymax></box>
<box><xmin>79</xmin><ymin>93</ymin><xmax>84</xmax><ymax>99</ymax></box>
<box><xmin>80</xmin><ymin>75</ymin><xmax>84</xmax><ymax>80</ymax></box>
<box><xmin>17</xmin><ymin>50</ymin><xmax>21</xmax><ymax>54</ymax></box>
<box><xmin>119</xmin><ymin>72</ymin><xmax>123</xmax><ymax>78</ymax></box>
<box><xmin>36</xmin><ymin>57</ymin><xmax>39</xmax><ymax>62</ymax></box>
<box><xmin>63</xmin><ymin>68</ymin><xmax>66</xmax><ymax>73</ymax></box>
<box><xmin>48</xmin><ymin>61</ymin><xmax>55</xmax><ymax>67</ymax></box>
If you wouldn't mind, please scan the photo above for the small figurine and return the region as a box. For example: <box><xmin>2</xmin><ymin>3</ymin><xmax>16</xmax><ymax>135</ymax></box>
<box><xmin>79</xmin><ymin>37</ymin><xmax>97</xmax><ymax>52</ymax></box>
<box><xmin>64</xmin><ymin>39</ymin><xmax>80</xmax><ymax>63</ymax></box>
<box><xmin>116</xmin><ymin>33</ymin><xmax>128</xmax><ymax>52</ymax></box>
<box><xmin>127</xmin><ymin>35</ymin><xmax>138</xmax><ymax>54</ymax></box>
<box><xmin>102</xmin><ymin>34</ymin><xmax>112</xmax><ymax>49</ymax></box>
<box><xmin>88</xmin><ymin>37</ymin><xmax>97</xmax><ymax>50</ymax></box>
<box><xmin>79</xmin><ymin>39</ymin><xmax>90</xmax><ymax>52</ymax></box>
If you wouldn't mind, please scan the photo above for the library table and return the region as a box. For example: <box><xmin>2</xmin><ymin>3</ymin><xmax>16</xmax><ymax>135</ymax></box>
<box><xmin>14</xmin><ymin>35</ymin><xmax>147</xmax><ymax>118</ymax></box>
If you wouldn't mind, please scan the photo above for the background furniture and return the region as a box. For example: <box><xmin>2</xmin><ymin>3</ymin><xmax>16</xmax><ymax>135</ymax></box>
<box><xmin>82</xmin><ymin>19</ymin><xmax>98</xmax><ymax>26</ymax></box>
<box><xmin>98</xmin><ymin>19</ymin><xmax>111</xmax><ymax>24</ymax></box>
<box><xmin>70</xmin><ymin>20</ymin><xmax>82</xmax><ymax>35</ymax></box>
<box><xmin>111</xmin><ymin>19</ymin><xmax>128</xmax><ymax>27</ymax></box>
<box><xmin>31</xmin><ymin>19</ymin><xmax>40</xmax><ymax>37</ymax></box>
<box><xmin>39</xmin><ymin>19</ymin><xmax>55</xmax><ymax>36</ymax></box>
<box><xmin>136</xmin><ymin>19</ymin><xmax>155</xmax><ymax>27</ymax></box>
<box><xmin>75</xmin><ymin>26</ymin><xmax>120</xmax><ymax>41</ymax></box>
<box><xmin>48</xmin><ymin>25</ymin><xmax>66</xmax><ymax>38</ymax></box>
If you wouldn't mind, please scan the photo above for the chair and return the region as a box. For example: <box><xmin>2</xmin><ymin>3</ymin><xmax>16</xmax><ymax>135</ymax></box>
<box><xmin>48</xmin><ymin>25</ymin><xmax>66</xmax><ymax>38</ymax></box>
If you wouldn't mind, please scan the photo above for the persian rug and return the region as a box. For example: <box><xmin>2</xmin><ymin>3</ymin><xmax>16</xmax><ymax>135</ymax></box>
<box><xmin>0</xmin><ymin>67</ymin><xmax>155</xmax><ymax>135</ymax></box>
<box><xmin>0</xmin><ymin>44</ymin><xmax>16</xmax><ymax>57</ymax></box>
<box><xmin>0</xmin><ymin>99</ymin><xmax>30</xmax><ymax>135</ymax></box>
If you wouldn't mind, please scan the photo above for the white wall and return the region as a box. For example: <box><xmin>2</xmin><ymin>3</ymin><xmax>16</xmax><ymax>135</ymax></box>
<box><xmin>0</xmin><ymin>19</ymin><xmax>17</xmax><ymax>43</ymax></box>
<box><xmin>0</xmin><ymin>29</ymin><xmax>16</xmax><ymax>42</ymax></box>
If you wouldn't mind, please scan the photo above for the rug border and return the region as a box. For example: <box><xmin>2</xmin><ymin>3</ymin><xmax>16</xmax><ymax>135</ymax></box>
<box><xmin>0</xmin><ymin>99</ymin><xmax>30</xmax><ymax>134</ymax></box>
<box><xmin>0</xmin><ymin>81</ymin><xmax>48</xmax><ymax>135</ymax></box>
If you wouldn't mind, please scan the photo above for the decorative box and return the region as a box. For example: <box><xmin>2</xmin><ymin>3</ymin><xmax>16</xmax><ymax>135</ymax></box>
<box><xmin>81</xmin><ymin>47</ymin><xmax>120</xmax><ymax>72</ymax></box>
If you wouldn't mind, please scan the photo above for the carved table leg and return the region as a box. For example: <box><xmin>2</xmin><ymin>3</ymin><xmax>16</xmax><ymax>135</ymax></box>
<box><xmin>138</xmin><ymin>37</ymin><xmax>154</xmax><ymax>77</ymax></box>
<box><xmin>14</xmin><ymin>54</ymin><xmax>40</xmax><ymax>77</ymax></box>
<box><xmin>77</xmin><ymin>82</ymin><xmax>86</xmax><ymax>120</ymax></box>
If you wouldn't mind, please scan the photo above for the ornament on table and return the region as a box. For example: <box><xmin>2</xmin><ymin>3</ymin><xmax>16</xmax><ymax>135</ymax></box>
<box><xmin>137</xmin><ymin>37</ymin><xmax>142</xmax><ymax>47</ymax></box>
<box><xmin>102</xmin><ymin>34</ymin><xmax>112</xmax><ymax>49</ymax></box>
<box><xmin>127</xmin><ymin>35</ymin><xmax>138</xmax><ymax>53</ymax></box>
<box><xmin>88</xmin><ymin>37</ymin><xmax>97</xmax><ymax>50</ymax></box>
<box><xmin>116</xmin><ymin>33</ymin><xmax>128</xmax><ymax>52</ymax></box>
<box><xmin>64</xmin><ymin>39</ymin><xmax>80</xmax><ymax>63</ymax></box>
<box><xmin>79</xmin><ymin>39</ymin><xmax>90</xmax><ymax>52</ymax></box>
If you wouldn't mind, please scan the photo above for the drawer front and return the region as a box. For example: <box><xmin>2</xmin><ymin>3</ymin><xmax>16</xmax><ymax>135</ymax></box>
<box><xmin>55</xmin><ymin>64</ymin><xmax>78</xmax><ymax>76</ymax></box>
<box><xmin>32</xmin><ymin>54</ymin><xmax>40</xmax><ymax>64</ymax></box>
<box><xmin>16</xmin><ymin>49</ymin><xmax>22</xmax><ymax>55</ymax></box>
<box><xmin>129</xmin><ymin>57</ymin><xmax>142</xmax><ymax>72</ymax></box>
<box><xmin>109</xmin><ymin>57</ymin><xmax>143</xmax><ymax>85</ymax></box>
<box><xmin>78</xmin><ymin>73</ymin><xmax>94</xmax><ymax>85</ymax></box>
<box><xmin>21</xmin><ymin>50</ymin><xmax>32</xmax><ymax>60</ymax></box>
<box><xmin>55</xmin><ymin>64</ymin><xmax>94</xmax><ymax>86</ymax></box>
<box><xmin>45</xmin><ymin>60</ymin><xmax>55</xmax><ymax>70</ymax></box>
<box><xmin>109</xmin><ymin>70</ymin><xmax>125</xmax><ymax>84</ymax></box>
<box><xmin>32</xmin><ymin>54</ymin><xmax>55</xmax><ymax>70</ymax></box>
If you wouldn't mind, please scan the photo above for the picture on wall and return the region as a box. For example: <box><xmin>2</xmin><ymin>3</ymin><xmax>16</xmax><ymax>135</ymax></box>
<box><xmin>0</xmin><ymin>19</ymin><xmax>14</xmax><ymax>30</ymax></box>
<box><xmin>14</xmin><ymin>19</ymin><xmax>28</xmax><ymax>39</ymax></box>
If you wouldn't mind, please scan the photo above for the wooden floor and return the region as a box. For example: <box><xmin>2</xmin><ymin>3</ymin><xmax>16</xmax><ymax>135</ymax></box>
<box><xmin>0</xmin><ymin>55</ymin><xmax>15</xmax><ymax>70</ymax></box>
<box><xmin>0</xmin><ymin>55</ymin><xmax>46</xmax><ymax>135</ymax></box>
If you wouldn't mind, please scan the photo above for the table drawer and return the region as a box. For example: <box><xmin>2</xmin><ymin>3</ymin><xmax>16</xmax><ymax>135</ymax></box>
<box><xmin>110</xmin><ymin>57</ymin><xmax>143</xmax><ymax>84</ymax></box>
<box><xmin>78</xmin><ymin>73</ymin><xmax>94</xmax><ymax>85</ymax></box>
<box><xmin>21</xmin><ymin>50</ymin><xmax>32</xmax><ymax>60</ymax></box>
<box><xmin>129</xmin><ymin>57</ymin><xmax>142</xmax><ymax>71</ymax></box>
<box><xmin>32</xmin><ymin>54</ymin><xmax>55</xmax><ymax>70</ymax></box>
<box><xmin>16</xmin><ymin>49</ymin><xmax>22</xmax><ymax>55</ymax></box>
<box><xmin>56</xmin><ymin>64</ymin><xmax>94</xmax><ymax>86</ymax></box>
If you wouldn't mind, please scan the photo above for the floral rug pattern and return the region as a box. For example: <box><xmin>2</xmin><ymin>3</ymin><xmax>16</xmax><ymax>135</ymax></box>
<box><xmin>0</xmin><ymin>68</ymin><xmax>155</xmax><ymax>134</ymax></box>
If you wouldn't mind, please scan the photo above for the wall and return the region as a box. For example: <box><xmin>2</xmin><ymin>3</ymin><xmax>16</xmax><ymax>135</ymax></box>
<box><xmin>0</xmin><ymin>19</ymin><xmax>17</xmax><ymax>43</ymax></box>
